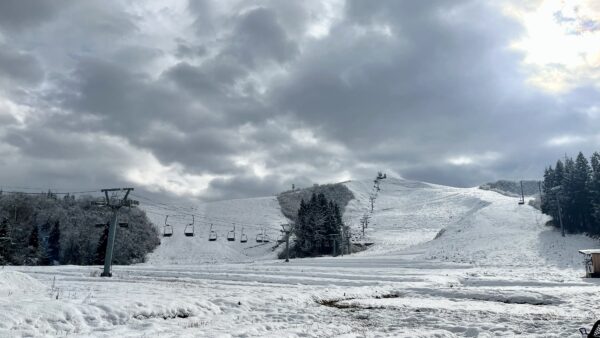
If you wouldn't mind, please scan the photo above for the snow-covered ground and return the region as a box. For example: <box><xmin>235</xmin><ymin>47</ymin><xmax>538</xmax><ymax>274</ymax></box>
<box><xmin>2</xmin><ymin>177</ymin><xmax>600</xmax><ymax>337</ymax></box>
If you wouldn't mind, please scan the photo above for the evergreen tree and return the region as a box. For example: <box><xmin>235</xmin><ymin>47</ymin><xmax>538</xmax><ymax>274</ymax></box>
<box><xmin>27</xmin><ymin>225</ymin><xmax>40</xmax><ymax>264</ymax></box>
<box><xmin>95</xmin><ymin>224</ymin><xmax>109</xmax><ymax>265</ymax></box>
<box><xmin>38</xmin><ymin>246</ymin><xmax>51</xmax><ymax>266</ymax></box>
<box><xmin>590</xmin><ymin>152</ymin><xmax>600</xmax><ymax>234</ymax></box>
<box><xmin>573</xmin><ymin>152</ymin><xmax>592</xmax><ymax>232</ymax></box>
<box><xmin>293</xmin><ymin>193</ymin><xmax>343</xmax><ymax>257</ymax></box>
<box><xmin>541</xmin><ymin>152</ymin><xmax>600</xmax><ymax>236</ymax></box>
<box><xmin>541</xmin><ymin>166</ymin><xmax>555</xmax><ymax>216</ymax></box>
<box><xmin>48</xmin><ymin>220</ymin><xmax>61</xmax><ymax>264</ymax></box>
<box><xmin>0</xmin><ymin>218</ymin><xmax>13</xmax><ymax>265</ymax></box>
<box><xmin>62</xmin><ymin>237</ymin><xmax>81</xmax><ymax>265</ymax></box>
<box><xmin>28</xmin><ymin>226</ymin><xmax>39</xmax><ymax>250</ymax></box>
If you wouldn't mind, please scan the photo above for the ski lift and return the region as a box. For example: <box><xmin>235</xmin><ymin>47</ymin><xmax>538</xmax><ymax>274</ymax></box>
<box><xmin>263</xmin><ymin>230</ymin><xmax>270</xmax><ymax>243</ymax></box>
<box><xmin>163</xmin><ymin>215</ymin><xmax>173</xmax><ymax>237</ymax></box>
<box><xmin>227</xmin><ymin>224</ymin><xmax>236</xmax><ymax>241</ymax></box>
<box><xmin>95</xmin><ymin>222</ymin><xmax>107</xmax><ymax>228</ymax></box>
<box><xmin>518</xmin><ymin>180</ymin><xmax>525</xmax><ymax>205</ymax></box>
<box><xmin>240</xmin><ymin>227</ymin><xmax>248</xmax><ymax>243</ymax></box>
<box><xmin>184</xmin><ymin>215</ymin><xmax>195</xmax><ymax>237</ymax></box>
<box><xmin>277</xmin><ymin>231</ymin><xmax>285</xmax><ymax>244</ymax></box>
<box><xmin>256</xmin><ymin>232</ymin><xmax>264</xmax><ymax>243</ymax></box>
<box><xmin>208</xmin><ymin>224</ymin><xmax>217</xmax><ymax>241</ymax></box>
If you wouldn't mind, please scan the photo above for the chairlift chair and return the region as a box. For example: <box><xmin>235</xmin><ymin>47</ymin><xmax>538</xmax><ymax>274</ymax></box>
<box><xmin>256</xmin><ymin>233</ymin><xmax>264</xmax><ymax>243</ymax></box>
<box><xmin>263</xmin><ymin>232</ymin><xmax>270</xmax><ymax>243</ymax></box>
<box><xmin>163</xmin><ymin>215</ymin><xmax>174</xmax><ymax>237</ymax></box>
<box><xmin>277</xmin><ymin>232</ymin><xmax>285</xmax><ymax>244</ymax></box>
<box><xmin>184</xmin><ymin>215</ymin><xmax>195</xmax><ymax>237</ymax></box>
<box><xmin>240</xmin><ymin>227</ymin><xmax>248</xmax><ymax>243</ymax></box>
<box><xmin>208</xmin><ymin>224</ymin><xmax>217</xmax><ymax>241</ymax></box>
<box><xmin>580</xmin><ymin>319</ymin><xmax>600</xmax><ymax>337</ymax></box>
<box><xmin>227</xmin><ymin>224</ymin><xmax>236</xmax><ymax>241</ymax></box>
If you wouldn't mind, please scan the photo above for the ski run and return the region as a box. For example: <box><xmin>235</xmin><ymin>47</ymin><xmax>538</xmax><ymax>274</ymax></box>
<box><xmin>2</xmin><ymin>177</ymin><xmax>600</xmax><ymax>337</ymax></box>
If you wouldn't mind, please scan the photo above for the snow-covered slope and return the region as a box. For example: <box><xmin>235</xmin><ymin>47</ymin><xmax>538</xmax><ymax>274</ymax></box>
<box><xmin>143</xmin><ymin>196</ymin><xmax>288</xmax><ymax>264</ymax></box>
<box><xmin>142</xmin><ymin>176</ymin><xmax>599</xmax><ymax>268</ymax></box>
<box><xmin>344</xmin><ymin>178</ymin><xmax>484</xmax><ymax>252</ymax></box>
<box><xmin>342</xmin><ymin>177</ymin><xmax>599</xmax><ymax>268</ymax></box>
<box><xmin>4</xmin><ymin>177</ymin><xmax>600</xmax><ymax>337</ymax></box>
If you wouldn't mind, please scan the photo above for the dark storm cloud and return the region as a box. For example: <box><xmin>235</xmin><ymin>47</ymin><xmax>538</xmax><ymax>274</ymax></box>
<box><xmin>0</xmin><ymin>47</ymin><xmax>44</xmax><ymax>86</ymax></box>
<box><xmin>0</xmin><ymin>0</ymin><xmax>68</xmax><ymax>31</ymax></box>
<box><xmin>205</xmin><ymin>175</ymin><xmax>283</xmax><ymax>200</ymax></box>
<box><xmin>224</xmin><ymin>7</ymin><xmax>298</xmax><ymax>66</ymax></box>
<box><xmin>272</xmin><ymin>0</ymin><xmax>596</xmax><ymax>186</ymax></box>
<box><xmin>175</xmin><ymin>42</ymin><xmax>207</xmax><ymax>59</ymax></box>
<box><xmin>0</xmin><ymin>0</ymin><xmax>597</xmax><ymax>200</ymax></box>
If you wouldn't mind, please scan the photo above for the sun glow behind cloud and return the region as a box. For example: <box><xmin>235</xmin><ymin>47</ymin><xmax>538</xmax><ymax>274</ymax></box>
<box><xmin>505</xmin><ymin>0</ymin><xmax>600</xmax><ymax>93</ymax></box>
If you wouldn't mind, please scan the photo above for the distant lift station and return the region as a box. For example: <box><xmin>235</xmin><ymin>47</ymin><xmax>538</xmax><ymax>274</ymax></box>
<box><xmin>579</xmin><ymin>249</ymin><xmax>600</xmax><ymax>278</ymax></box>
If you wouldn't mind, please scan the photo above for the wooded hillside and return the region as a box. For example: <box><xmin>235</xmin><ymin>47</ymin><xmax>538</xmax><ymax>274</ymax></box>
<box><xmin>0</xmin><ymin>193</ymin><xmax>159</xmax><ymax>266</ymax></box>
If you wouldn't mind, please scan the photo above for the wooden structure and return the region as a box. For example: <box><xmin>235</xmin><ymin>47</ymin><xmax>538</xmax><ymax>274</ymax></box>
<box><xmin>579</xmin><ymin>249</ymin><xmax>600</xmax><ymax>278</ymax></box>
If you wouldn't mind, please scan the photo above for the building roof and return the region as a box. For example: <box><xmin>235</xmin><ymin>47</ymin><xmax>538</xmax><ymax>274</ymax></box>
<box><xmin>579</xmin><ymin>249</ymin><xmax>600</xmax><ymax>255</ymax></box>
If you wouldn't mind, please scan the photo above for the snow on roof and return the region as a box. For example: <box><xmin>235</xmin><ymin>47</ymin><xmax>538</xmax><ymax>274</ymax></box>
<box><xmin>579</xmin><ymin>249</ymin><xmax>600</xmax><ymax>255</ymax></box>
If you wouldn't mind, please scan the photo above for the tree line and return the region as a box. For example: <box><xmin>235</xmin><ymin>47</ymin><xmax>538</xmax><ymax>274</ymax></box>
<box><xmin>291</xmin><ymin>192</ymin><xmax>345</xmax><ymax>257</ymax></box>
<box><xmin>0</xmin><ymin>193</ymin><xmax>160</xmax><ymax>266</ymax></box>
<box><xmin>541</xmin><ymin>152</ymin><xmax>600</xmax><ymax>236</ymax></box>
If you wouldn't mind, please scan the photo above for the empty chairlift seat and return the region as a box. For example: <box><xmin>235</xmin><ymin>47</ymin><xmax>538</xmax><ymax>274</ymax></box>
<box><xmin>277</xmin><ymin>233</ymin><xmax>285</xmax><ymax>244</ymax></box>
<box><xmin>184</xmin><ymin>215</ymin><xmax>195</xmax><ymax>237</ymax></box>
<box><xmin>227</xmin><ymin>225</ymin><xmax>236</xmax><ymax>241</ymax></box>
<box><xmin>240</xmin><ymin>227</ymin><xmax>248</xmax><ymax>243</ymax></box>
<box><xmin>163</xmin><ymin>215</ymin><xmax>173</xmax><ymax>237</ymax></box>
<box><xmin>208</xmin><ymin>224</ymin><xmax>217</xmax><ymax>241</ymax></box>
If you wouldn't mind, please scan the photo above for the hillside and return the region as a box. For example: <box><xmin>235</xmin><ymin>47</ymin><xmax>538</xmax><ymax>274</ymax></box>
<box><xmin>141</xmin><ymin>176</ymin><xmax>599</xmax><ymax>268</ymax></box>
<box><xmin>143</xmin><ymin>196</ymin><xmax>288</xmax><ymax>264</ymax></box>
<box><xmin>341</xmin><ymin>176</ymin><xmax>598</xmax><ymax>268</ymax></box>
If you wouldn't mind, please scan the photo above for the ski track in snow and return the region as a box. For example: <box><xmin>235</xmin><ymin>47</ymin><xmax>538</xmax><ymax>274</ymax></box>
<box><xmin>2</xmin><ymin>177</ymin><xmax>600</xmax><ymax>337</ymax></box>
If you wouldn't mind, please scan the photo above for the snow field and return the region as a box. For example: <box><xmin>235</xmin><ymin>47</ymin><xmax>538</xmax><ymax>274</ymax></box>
<box><xmin>2</xmin><ymin>177</ymin><xmax>600</xmax><ymax>337</ymax></box>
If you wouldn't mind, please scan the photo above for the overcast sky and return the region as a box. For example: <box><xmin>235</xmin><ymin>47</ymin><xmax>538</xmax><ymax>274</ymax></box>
<box><xmin>0</xmin><ymin>0</ymin><xmax>599</xmax><ymax>202</ymax></box>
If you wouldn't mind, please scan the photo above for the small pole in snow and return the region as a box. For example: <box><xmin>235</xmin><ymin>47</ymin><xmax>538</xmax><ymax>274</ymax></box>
<box><xmin>551</xmin><ymin>185</ymin><xmax>565</xmax><ymax>237</ymax></box>
<box><xmin>557</xmin><ymin>197</ymin><xmax>565</xmax><ymax>237</ymax></box>
<box><xmin>340</xmin><ymin>227</ymin><xmax>344</xmax><ymax>257</ymax></box>
<box><xmin>332</xmin><ymin>237</ymin><xmax>337</xmax><ymax>257</ymax></box>
<box><xmin>518</xmin><ymin>181</ymin><xmax>525</xmax><ymax>205</ymax></box>
<box><xmin>281</xmin><ymin>224</ymin><xmax>291</xmax><ymax>262</ymax></box>
<box><xmin>346</xmin><ymin>228</ymin><xmax>351</xmax><ymax>254</ymax></box>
